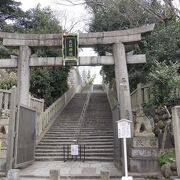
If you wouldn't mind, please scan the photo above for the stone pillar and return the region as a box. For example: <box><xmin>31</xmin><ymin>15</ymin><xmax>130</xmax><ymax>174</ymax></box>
<box><xmin>50</xmin><ymin>169</ymin><xmax>60</xmax><ymax>180</ymax></box>
<box><xmin>7</xmin><ymin>169</ymin><xmax>20</xmax><ymax>180</ymax></box>
<box><xmin>172</xmin><ymin>106</ymin><xmax>180</xmax><ymax>177</ymax></box>
<box><xmin>100</xmin><ymin>171</ymin><xmax>110</xmax><ymax>180</ymax></box>
<box><xmin>113</xmin><ymin>43</ymin><xmax>133</xmax><ymax>121</ymax></box>
<box><xmin>17</xmin><ymin>46</ymin><xmax>31</xmax><ymax>106</ymax></box>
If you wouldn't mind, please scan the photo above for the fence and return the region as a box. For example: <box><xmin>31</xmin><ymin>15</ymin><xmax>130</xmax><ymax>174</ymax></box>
<box><xmin>131</xmin><ymin>83</ymin><xmax>180</xmax><ymax>112</ymax></box>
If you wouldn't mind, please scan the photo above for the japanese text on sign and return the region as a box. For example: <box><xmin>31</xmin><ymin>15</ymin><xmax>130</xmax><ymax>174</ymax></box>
<box><xmin>117</xmin><ymin>120</ymin><xmax>131</xmax><ymax>138</ymax></box>
<box><xmin>71</xmin><ymin>145</ymin><xmax>78</xmax><ymax>156</ymax></box>
<box><xmin>62</xmin><ymin>34</ymin><xmax>78</xmax><ymax>60</ymax></box>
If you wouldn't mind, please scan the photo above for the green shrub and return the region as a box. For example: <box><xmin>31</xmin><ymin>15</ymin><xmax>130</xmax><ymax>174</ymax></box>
<box><xmin>159</xmin><ymin>149</ymin><xmax>176</xmax><ymax>166</ymax></box>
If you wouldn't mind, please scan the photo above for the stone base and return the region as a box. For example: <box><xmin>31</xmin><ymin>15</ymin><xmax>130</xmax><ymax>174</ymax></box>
<box><xmin>128</xmin><ymin>136</ymin><xmax>159</xmax><ymax>172</ymax></box>
<box><xmin>122</xmin><ymin>176</ymin><xmax>133</xmax><ymax>180</ymax></box>
<box><xmin>0</xmin><ymin>159</ymin><xmax>6</xmax><ymax>171</ymax></box>
<box><xmin>129</xmin><ymin>147</ymin><xmax>158</xmax><ymax>158</ymax></box>
<box><xmin>129</xmin><ymin>158</ymin><xmax>159</xmax><ymax>172</ymax></box>
<box><xmin>170</xmin><ymin>176</ymin><xmax>180</xmax><ymax>180</ymax></box>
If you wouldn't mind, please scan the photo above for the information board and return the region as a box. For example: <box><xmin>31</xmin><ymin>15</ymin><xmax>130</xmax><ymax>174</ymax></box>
<box><xmin>71</xmin><ymin>145</ymin><xmax>78</xmax><ymax>156</ymax></box>
<box><xmin>117</xmin><ymin>119</ymin><xmax>131</xmax><ymax>138</ymax></box>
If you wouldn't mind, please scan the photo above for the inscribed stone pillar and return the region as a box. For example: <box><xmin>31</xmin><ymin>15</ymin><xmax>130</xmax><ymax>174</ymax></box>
<box><xmin>172</xmin><ymin>106</ymin><xmax>180</xmax><ymax>177</ymax></box>
<box><xmin>113</xmin><ymin>43</ymin><xmax>133</xmax><ymax>121</ymax></box>
<box><xmin>17</xmin><ymin>46</ymin><xmax>31</xmax><ymax>106</ymax></box>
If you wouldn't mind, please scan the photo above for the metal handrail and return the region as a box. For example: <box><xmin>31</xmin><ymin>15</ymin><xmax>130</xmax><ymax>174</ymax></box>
<box><xmin>73</xmin><ymin>86</ymin><xmax>91</xmax><ymax>143</ymax></box>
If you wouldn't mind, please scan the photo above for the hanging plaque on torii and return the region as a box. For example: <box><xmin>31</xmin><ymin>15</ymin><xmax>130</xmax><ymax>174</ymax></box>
<box><xmin>62</xmin><ymin>34</ymin><xmax>79</xmax><ymax>66</ymax></box>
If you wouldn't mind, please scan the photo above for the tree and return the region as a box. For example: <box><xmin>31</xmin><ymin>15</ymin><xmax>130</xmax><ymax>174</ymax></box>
<box><xmin>0</xmin><ymin>0</ymin><xmax>24</xmax><ymax>31</ymax></box>
<box><xmin>85</xmin><ymin>0</ymin><xmax>180</xmax><ymax>90</ymax></box>
<box><xmin>3</xmin><ymin>5</ymin><xmax>71</xmax><ymax>107</ymax></box>
<box><xmin>148</xmin><ymin>61</ymin><xmax>180</xmax><ymax>106</ymax></box>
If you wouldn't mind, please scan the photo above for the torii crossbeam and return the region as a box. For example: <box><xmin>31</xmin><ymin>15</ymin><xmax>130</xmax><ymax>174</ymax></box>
<box><xmin>0</xmin><ymin>24</ymin><xmax>155</xmax><ymax>122</ymax></box>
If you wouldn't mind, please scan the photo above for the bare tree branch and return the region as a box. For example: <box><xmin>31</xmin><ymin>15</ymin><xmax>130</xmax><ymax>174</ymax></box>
<box><xmin>55</xmin><ymin>0</ymin><xmax>106</xmax><ymax>7</ymax></box>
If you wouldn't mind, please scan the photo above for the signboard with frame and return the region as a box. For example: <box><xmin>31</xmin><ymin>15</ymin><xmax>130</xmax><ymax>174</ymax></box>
<box><xmin>62</xmin><ymin>34</ymin><xmax>79</xmax><ymax>61</ymax></box>
<box><xmin>117</xmin><ymin>119</ymin><xmax>132</xmax><ymax>139</ymax></box>
<box><xmin>71</xmin><ymin>144</ymin><xmax>78</xmax><ymax>156</ymax></box>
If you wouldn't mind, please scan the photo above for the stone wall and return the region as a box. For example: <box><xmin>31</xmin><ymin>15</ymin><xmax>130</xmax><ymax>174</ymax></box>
<box><xmin>144</xmin><ymin>106</ymin><xmax>174</xmax><ymax>149</ymax></box>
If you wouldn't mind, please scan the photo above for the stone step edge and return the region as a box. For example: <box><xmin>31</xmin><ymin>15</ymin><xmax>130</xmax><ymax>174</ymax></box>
<box><xmin>129</xmin><ymin>157</ymin><xmax>159</xmax><ymax>160</ymax></box>
<box><xmin>20</xmin><ymin>174</ymin><xmax>121</xmax><ymax>179</ymax></box>
<box><xmin>20</xmin><ymin>171</ymin><xmax>160</xmax><ymax>179</ymax></box>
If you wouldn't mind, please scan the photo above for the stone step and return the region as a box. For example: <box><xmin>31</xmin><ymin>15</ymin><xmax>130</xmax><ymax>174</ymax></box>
<box><xmin>38</xmin><ymin>142</ymin><xmax>114</xmax><ymax>145</ymax></box>
<box><xmin>35</xmin><ymin>156</ymin><xmax>113</xmax><ymax>161</ymax></box>
<box><xmin>36</xmin><ymin>145</ymin><xmax>113</xmax><ymax>149</ymax></box>
<box><xmin>35</xmin><ymin>152</ymin><xmax>113</xmax><ymax>157</ymax></box>
<box><xmin>36</xmin><ymin>89</ymin><xmax>114</xmax><ymax>162</ymax></box>
<box><xmin>43</xmin><ymin>136</ymin><xmax>113</xmax><ymax>139</ymax></box>
<box><xmin>35</xmin><ymin>148</ymin><xmax>114</xmax><ymax>153</ymax></box>
<box><xmin>45</xmin><ymin>132</ymin><xmax>113</xmax><ymax>135</ymax></box>
<box><xmin>41</xmin><ymin>137</ymin><xmax>113</xmax><ymax>142</ymax></box>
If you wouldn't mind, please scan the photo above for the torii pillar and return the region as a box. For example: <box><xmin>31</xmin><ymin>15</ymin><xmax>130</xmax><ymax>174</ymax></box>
<box><xmin>113</xmin><ymin>43</ymin><xmax>132</xmax><ymax>121</ymax></box>
<box><xmin>17</xmin><ymin>46</ymin><xmax>31</xmax><ymax>106</ymax></box>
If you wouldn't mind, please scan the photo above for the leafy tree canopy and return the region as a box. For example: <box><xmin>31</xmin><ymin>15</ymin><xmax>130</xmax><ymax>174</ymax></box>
<box><xmin>0</xmin><ymin>5</ymin><xmax>70</xmax><ymax>107</ymax></box>
<box><xmin>0</xmin><ymin>0</ymin><xmax>24</xmax><ymax>31</ymax></box>
<box><xmin>86</xmin><ymin>0</ymin><xmax>180</xmax><ymax>106</ymax></box>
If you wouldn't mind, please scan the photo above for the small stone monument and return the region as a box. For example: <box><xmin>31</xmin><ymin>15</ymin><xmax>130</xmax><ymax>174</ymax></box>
<box><xmin>129</xmin><ymin>110</ymin><xmax>159</xmax><ymax>172</ymax></box>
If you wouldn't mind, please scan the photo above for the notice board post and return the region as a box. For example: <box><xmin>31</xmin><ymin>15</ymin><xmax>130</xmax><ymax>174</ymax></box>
<box><xmin>117</xmin><ymin>119</ymin><xmax>133</xmax><ymax>180</ymax></box>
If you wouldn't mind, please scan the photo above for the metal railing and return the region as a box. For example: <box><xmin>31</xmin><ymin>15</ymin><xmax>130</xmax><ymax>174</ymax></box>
<box><xmin>74</xmin><ymin>88</ymin><xmax>91</xmax><ymax>142</ymax></box>
<box><xmin>63</xmin><ymin>144</ymin><xmax>85</xmax><ymax>162</ymax></box>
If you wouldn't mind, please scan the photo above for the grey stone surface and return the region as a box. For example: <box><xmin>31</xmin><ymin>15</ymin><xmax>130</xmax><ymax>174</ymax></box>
<box><xmin>172</xmin><ymin>106</ymin><xmax>180</xmax><ymax>177</ymax></box>
<box><xmin>0</xmin><ymin>24</ymin><xmax>155</xmax><ymax>47</ymax></box>
<box><xmin>170</xmin><ymin>176</ymin><xmax>180</xmax><ymax>180</ymax></box>
<box><xmin>113</xmin><ymin>42</ymin><xmax>133</xmax><ymax>121</ymax></box>
<box><xmin>49</xmin><ymin>170</ymin><xmax>60</xmax><ymax>180</ymax></box>
<box><xmin>133</xmin><ymin>137</ymin><xmax>158</xmax><ymax>148</ymax></box>
<box><xmin>17</xmin><ymin>46</ymin><xmax>31</xmax><ymax>106</ymax></box>
<box><xmin>0</xmin><ymin>55</ymin><xmax>146</xmax><ymax>69</ymax></box>
<box><xmin>19</xmin><ymin>161</ymin><xmax>122</xmax><ymax>178</ymax></box>
<box><xmin>129</xmin><ymin>158</ymin><xmax>159</xmax><ymax>172</ymax></box>
<box><xmin>129</xmin><ymin>148</ymin><xmax>158</xmax><ymax>158</ymax></box>
<box><xmin>7</xmin><ymin>169</ymin><xmax>20</xmax><ymax>180</ymax></box>
<box><xmin>100</xmin><ymin>171</ymin><xmax>109</xmax><ymax>180</ymax></box>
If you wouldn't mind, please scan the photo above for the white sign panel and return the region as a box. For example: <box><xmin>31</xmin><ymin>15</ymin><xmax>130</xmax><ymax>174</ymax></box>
<box><xmin>118</xmin><ymin>120</ymin><xmax>131</xmax><ymax>138</ymax></box>
<box><xmin>71</xmin><ymin>145</ymin><xmax>78</xmax><ymax>155</ymax></box>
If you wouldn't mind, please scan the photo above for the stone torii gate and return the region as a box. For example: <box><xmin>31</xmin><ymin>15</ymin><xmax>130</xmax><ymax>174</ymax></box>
<box><xmin>0</xmin><ymin>24</ymin><xmax>155</xmax><ymax>123</ymax></box>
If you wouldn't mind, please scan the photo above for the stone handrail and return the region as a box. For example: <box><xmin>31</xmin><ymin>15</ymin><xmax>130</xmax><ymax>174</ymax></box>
<box><xmin>0</xmin><ymin>88</ymin><xmax>44</xmax><ymax>118</ymax></box>
<box><xmin>35</xmin><ymin>84</ymin><xmax>84</xmax><ymax>143</ymax></box>
<box><xmin>0</xmin><ymin>89</ymin><xmax>11</xmax><ymax>112</ymax></box>
<box><xmin>29</xmin><ymin>96</ymin><xmax>44</xmax><ymax>113</ymax></box>
<box><xmin>36</xmin><ymin>87</ymin><xmax>74</xmax><ymax>137</ymax></box>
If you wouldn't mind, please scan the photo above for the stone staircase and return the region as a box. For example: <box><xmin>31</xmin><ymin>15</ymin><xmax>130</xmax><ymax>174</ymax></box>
<box><xmin>35</xmin><ymin>85</ymin><xmax>114</xmax><ymax>162</ymax></box>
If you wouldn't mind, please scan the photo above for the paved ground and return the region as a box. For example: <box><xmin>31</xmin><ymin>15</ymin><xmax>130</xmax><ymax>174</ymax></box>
<box><xmin>19</xmin><ymin>161</ymin><xmax>121</xmax><ymax>178</ymax></box>
<box><xmin>0</xmin><ymin>161</ymin><xmax>160</xmax><ymax>179</ymax></box>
